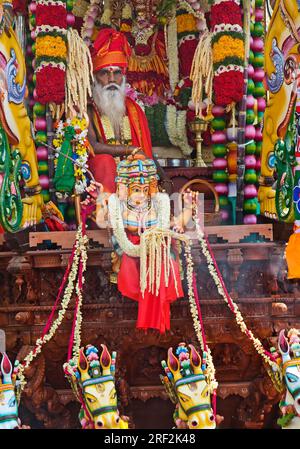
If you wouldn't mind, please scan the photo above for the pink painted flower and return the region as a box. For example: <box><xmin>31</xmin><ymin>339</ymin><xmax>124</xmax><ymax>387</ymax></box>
<box><xmin>87</xmin><ymin>352</ymin><xmax>99</xmax><ymax>361</ymax></box>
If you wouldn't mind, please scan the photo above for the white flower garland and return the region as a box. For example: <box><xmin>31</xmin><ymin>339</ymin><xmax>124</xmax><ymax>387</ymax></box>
<box><xmin>178</xmin><ymin>0</ymin><xmax>206</xmax><ymax>20</ymax></box>
<box><xmin>192</xmin><ymin>209</ymin><xmax>278</xmax><ymax>371</ymax></box>
<box><xmin>166</xmin><ymin>105</ymin><xmax>193</xmax><ymax>156</ymax></box>
<box><xmin>108</xmin><ymin>192</ymin><xmax>171</xmax><ymax>258</ymax></box>
<box><xmin>184</xmin><ymin>240</ymin><xmax>217</xmax><ymax>392</ymax></box>
<box><xmin>16</xmin><ymin>226</ymin><xmax>88</xmax><ymax>391</ymax></box>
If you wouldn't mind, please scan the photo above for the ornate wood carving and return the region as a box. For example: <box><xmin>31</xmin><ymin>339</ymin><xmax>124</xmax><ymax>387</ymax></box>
<box><xmin>0</xmin><ymin>228</ymin><xmax>298</xmax><ymax>428</ymax></box>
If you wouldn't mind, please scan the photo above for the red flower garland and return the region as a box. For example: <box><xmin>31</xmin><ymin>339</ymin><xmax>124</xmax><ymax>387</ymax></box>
<box><xmin>36</xmin><ymin>66</ymin><xmax>66</xmax><ymax>104</ymax></box>
<box><xmin>35</xmin><ymin>0</ymin><xmax>67</xmax><ymax>104</ymax></box>
<box><xmin>213</xmin><ymin>71</ymin><xmax>244</xmax><ymax>106</ymax></box>
<box><xmin>210</xmin><ymin>3</ymin><xmax>243</xmax><ymax>29</ymax></box>
<box><xmin>36</xmin><ymin>5</ymin><xmax>67</xmax><ymax>28</ymax></box>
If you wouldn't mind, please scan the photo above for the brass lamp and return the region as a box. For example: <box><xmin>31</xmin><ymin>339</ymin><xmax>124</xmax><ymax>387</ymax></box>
<box><xmin>189</xmin><ymin>117</ymin><xmax>208</xmax><ymax>167</ymax></box>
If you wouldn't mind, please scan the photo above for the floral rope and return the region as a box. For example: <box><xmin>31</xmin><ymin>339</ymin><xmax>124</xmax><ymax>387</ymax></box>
<box><xmin>16</xmin><ymin>223</ymin><xmax>89</xmax><ymax>392</ymax></box>
<box><xmin>184</xmin><ymin>241</ymin><xmax>217</xmax><ymax>393</ymax></box>
<box><xmin>192</xmin><ymin>203</ymin><xmax>277</xmax><ymax>370</ymax></box>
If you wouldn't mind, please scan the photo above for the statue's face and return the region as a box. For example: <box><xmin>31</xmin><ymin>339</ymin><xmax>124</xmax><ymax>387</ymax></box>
<box><xmin>95</xmin><ymin>66</ymin><xmax>124</xmax><ymax>89</ymax></box>
<box><xmin>128</xmin><ymin>183</ymin><xmax>150</xmax><ymax>206</ymax></box>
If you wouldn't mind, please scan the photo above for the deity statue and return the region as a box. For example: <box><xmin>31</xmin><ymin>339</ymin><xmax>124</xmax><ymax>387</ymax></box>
<box><xmin>89</xmin><ymin>154</ymin><xmax>194</xmax><ymax>333</ymax></box>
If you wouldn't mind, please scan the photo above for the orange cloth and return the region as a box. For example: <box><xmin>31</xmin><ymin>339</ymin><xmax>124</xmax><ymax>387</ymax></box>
<box><xmin>90</xmin><ymin>98</ymin><xmax>153</xmax><ymax>157</ymax></box>
<box><xmin>286</xmin><ymin>230</ymin><xmax>300</xmax><ymax>279</ymax></box>
<box><xmin>88</xmin><ymin>98</ymin><xmax>153</xmax><ymax>191</ymax></box>
<box><xmin>91</xmin><ymin>28</ymin><xmax>132</xmax><ymax>73</ymax></box>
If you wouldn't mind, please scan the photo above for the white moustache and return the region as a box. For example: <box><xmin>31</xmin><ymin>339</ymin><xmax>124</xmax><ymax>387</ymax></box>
<box><xmin>104</xmin><ymin>83</ymin><xmax>121</xmax><ymax>91</ymax></box>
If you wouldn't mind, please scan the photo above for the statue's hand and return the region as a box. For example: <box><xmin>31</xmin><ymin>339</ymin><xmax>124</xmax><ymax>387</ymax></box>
<box><xmin>81</xmin><ymin>181</ymin><xmax>102</xmax><ymax>204</ymax></box>
<box><xmin>21</xmin><ymin>193</ymin><xmax>43</xmax><ymax>228</ymax></box>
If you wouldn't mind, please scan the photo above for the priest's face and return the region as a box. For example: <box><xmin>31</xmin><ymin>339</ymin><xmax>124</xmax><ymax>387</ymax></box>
<box><xmin>95</xmin><ymin>66</ymin><xmax>124</xmax><ymax>89</ymax></box>
<box><xmin>93</xmin><ymin>66</ymin><xmax>126</xmax><ymax>134</ymax></box>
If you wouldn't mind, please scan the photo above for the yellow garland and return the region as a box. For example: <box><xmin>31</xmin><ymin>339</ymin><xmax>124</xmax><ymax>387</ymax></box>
<box><xmin>100</xmin><ymin>115</ymin><xmax>132</xmax><ymax>144</ymax></box>
<box><xmin>190</xmin><ymin>30</ymin><xmax>213</xmax><ymax>116</ymax></box>
<box><xmin>167</xmin><ymin>10</ymin><xmax>179</xmax><ymax>92</ymax></box>
<box><xmin>212</xmin><ymin>35</ymin><xmax>244</xmax><ymax>63</ymax></box>
<box><xmin>36</xmin><ymin>35</ymin><xmax>67</xmax><ymax>58</ymax></box>
<box><xmin>176</xmin><ymin>13</ymin><xmax>197</xmax><ymax>34</ymax></box>
<box><xmin>65</xmin><ymin>28</ymin><xmax>94</xmax><ymax>120</ymax></box>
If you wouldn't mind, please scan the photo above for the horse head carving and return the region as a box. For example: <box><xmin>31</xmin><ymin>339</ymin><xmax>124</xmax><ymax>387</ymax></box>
<box><xmin>64</xmin><ymin>344</ymin><xmax>128</xmax><ymax>429</ymax></box>
<box><xmin>161</xmin><ymin>343</ymin><xmax>216</xmax><ymax>429</ymax></box>
<box><xmin>275</xmin><ymin>329</ymin><xmax>300</xmax><ymax>428</ymax></box>
<box><xmin>0</xmin><ymin>352</ymin><xmax>19</xmax><ymax>429</ymax></box>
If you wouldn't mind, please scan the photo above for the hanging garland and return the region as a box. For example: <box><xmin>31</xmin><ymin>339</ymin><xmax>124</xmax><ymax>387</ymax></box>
<box><xmin>211</xmin><ymin>0</ymin><xmax>245</xmax><ymax>106</ymax></box>
<box><xmin>210</xmin><ymin>0</ymin><xmax>245</xmax><ymax>222</ymax></box>
<box><xmin>53</xmin><ymin>117</ymin><xmax>90</xmax><ymax>195</ymax></box>
<box><xmin>35</xmin><ymin>0</ymin><xmax>67</xmax><ymax>105</ymax></box>
<box><xmin>81</xmin><ymin>0</ymin><xmax>102</xmax><ymax>45</ymax></box>
<box><xmin>191</xmin><ymin>198</ymin><xmax>280</xmax><ymax>381</ymax></box>
<box><xmin>166</xmin><ymin>104</ymin><xmax>193</xmax><ymax>155</ymax></box>
<box><xmin>243</xmin><ymin>0</ymin><xmax>265</xmax><ymax>224</ymax></box>
<box><xmin>15</xmin><ymin>222</ymin><xmax>88</xmax><ymax>393</ymax></box>
<box><xmin>28</xmin><ymin>1</ymin><xmax>50</xmax><ymax>203</ymax></box>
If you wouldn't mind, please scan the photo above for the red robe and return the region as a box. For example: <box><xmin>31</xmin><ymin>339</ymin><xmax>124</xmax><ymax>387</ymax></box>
<box><xmin>88</xmin><ymin>97</ymin><xmax>153</xmax><ymax>192</ymax></box>
<box><xmin>117</xmin><ymin>233</ymin><xmax>184</xmax><ymax>334</ymax></box>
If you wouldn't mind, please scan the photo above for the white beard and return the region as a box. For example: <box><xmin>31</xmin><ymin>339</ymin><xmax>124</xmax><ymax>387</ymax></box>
<box><xmin>92</xmin><ymin>78</ymin><xmax>126</xmax><ymax>140</ymax></box>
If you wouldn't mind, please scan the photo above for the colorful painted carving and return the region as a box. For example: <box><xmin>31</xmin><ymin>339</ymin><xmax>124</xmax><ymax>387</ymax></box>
<box><xmin>0</xmin><ymin>352</ymin><xmax>19</xmax><ymax>429</ymax></box>
<box><xmin>0</xmin><ymin>1</ymin><xmax>43</xmax><ymax>231</ymax></box>
<box><xmin>258</xmin><ymin>0</ymin><xmax>300</xmax><ymax>220</ymax></box>
<box><xmin>161</xmin><ymin>343</ymin><xmax>216</xmax><ymax>429</ymax></box>
<box><xmin>64</xmin><ymin>344</ymin><xmax>128</xmax><ymax>429</ymax></box>
<box><xmin>269</xmin><ymin>329</ymin><xmax>300</xmax><ymax>429</ymax></box>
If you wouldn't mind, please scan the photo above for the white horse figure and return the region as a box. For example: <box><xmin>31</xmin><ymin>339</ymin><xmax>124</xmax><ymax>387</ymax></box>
<box><xmin>0</xmin><ymin>353</ymin><xmax>19</xmax><ymax>429</ymax></box>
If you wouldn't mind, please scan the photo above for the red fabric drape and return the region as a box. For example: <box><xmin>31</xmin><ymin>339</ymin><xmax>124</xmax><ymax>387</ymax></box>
<box><xmin>117</xmin><ymin>233</ymin><xmax>183</xmax><ymax>333</ymax></box>
<box><xmin>88</xmin><ymin>97</ymin><xmax>153</xmax><ymax>190</ymax></box>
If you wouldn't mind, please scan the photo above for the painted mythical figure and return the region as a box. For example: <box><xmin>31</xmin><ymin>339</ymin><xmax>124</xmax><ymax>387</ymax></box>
<box><xmin>0</xmin><ymin>0</ymin><xmax>43</xmax><ymax>231</ymax></box>
<box><xmin>274</xmin><ymin>329</ymin><xmax>300</xmax><ymax>429</ymax></box>
<box><xmin>0</xmin><ymin>352</ymin><xmax>19</xmax><ymax>429</ymax></box>
<box><xmin>86</xmin><ymin>154</ymin><xmax>194</xmax><ymax>333</ymax></box>
<box><xmin>161</xmin><ymin>343</ymin><xmax>222</xmax><ymax>429</ymax></box>
<box><xmin>64</xmin><ymin>344</ymin><xmax>129</xmax><ymax>429</ymax></box>
<box><xmin>258</xmin><ymin>0</ymin><xmax>300</xmax><ymax>221</ymax></box>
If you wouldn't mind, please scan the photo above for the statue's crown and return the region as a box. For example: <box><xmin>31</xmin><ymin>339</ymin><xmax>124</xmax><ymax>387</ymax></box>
<box><xmin>64</xmin><ymin>344</ymin><xmax>116</xmax><ymax>394</ymax></box>
<box><xmin>115</xmin><ymin>156</ymin><xmax>159</xmax><ymax>186</ymax></box>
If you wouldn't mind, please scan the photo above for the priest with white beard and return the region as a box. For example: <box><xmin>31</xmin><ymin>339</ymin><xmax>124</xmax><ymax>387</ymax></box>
<box><xmin>87</xmin><ymin>28</ymin><xmax>153</xmax><ymax>194</ymax></box>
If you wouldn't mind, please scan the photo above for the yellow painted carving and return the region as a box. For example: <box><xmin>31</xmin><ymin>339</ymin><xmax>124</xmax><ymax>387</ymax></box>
<box><xmin>0</xmin><ymin>3</ymin><xmax>43</xmax><ymax>228</ymax></box>
<box><xmin>258</xmin><ymin>0</ymin><xmax>300</xmax><ymax>219</ymax></box>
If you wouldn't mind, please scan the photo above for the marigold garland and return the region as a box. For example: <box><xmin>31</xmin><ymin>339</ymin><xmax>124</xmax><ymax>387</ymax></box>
<box><xmin>211</xmin><ymin>0</ymin><xmax>245</xmax><ymax>106</ymax></box>
<box><xmin>35</xmin><ymin>0</ymin><xmax>67</xmax><ymax>104</ymax></box>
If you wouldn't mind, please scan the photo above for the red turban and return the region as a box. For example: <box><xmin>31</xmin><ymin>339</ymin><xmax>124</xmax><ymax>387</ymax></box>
<box><xmin>91</xmin><ymin>28</ymin><xmax>132</xmax><ymax>73</ymax></box>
